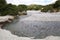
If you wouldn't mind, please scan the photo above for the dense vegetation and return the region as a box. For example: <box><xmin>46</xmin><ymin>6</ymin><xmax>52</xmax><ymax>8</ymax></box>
<box><xmin>18</xmin><ymin>5</ymin><xmax>27</xmax><ymax>12</ymax></box>
<box><xmin>0</xmin><ymin>0</ymin><xmax>19</xmax><ymax>16</ymax></box>
<box><xmin>0</xmin><ymin>0</ymin><xmax>60</xmax><ymax>16</ymax></box>
<box><xmin>27</xmin><ymin>0</ymin><xmax>60</xmax><ymax>12</ymax></box>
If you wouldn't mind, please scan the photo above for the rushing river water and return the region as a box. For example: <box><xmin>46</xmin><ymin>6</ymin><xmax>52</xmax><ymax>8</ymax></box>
<box><xmin>3</xmin><ymin>11</ymin><xmax>60</xmax><ymax>39</ymax></box>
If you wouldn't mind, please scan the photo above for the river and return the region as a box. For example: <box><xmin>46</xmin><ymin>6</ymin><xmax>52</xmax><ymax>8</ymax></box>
<box><xmin>3</xmin><ymin>10</ymin><xmax>60</xmax><ymax>39</ymax></box>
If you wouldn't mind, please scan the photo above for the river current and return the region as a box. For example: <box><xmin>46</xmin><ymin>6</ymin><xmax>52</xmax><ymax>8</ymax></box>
<box><xmin>3</xmin><ymin>10</ymin><xmax>60</xmax><ymax>39</ymax></box>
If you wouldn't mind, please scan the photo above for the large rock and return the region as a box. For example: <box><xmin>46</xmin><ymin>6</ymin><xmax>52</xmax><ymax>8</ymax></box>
<box><xmin>0</xmin><ymin>16</ymin><xmax>14</xmax><ymax>22</ymax></box>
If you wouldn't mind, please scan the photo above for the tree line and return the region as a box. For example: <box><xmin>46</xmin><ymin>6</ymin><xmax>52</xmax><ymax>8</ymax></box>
<box><xmin>0</xmin><ymin>0</ymin><xmax>60</xmax><ymax>16</ymax></box>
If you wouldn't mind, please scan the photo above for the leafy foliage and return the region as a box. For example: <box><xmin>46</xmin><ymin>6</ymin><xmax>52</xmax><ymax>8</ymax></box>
<box><xmin>18</xmin><ymin>5</ymin><xmax>27</xmax><ymax>12</ymax></box>
<box><xmin>0</xmin><ymin>0</ymin><xmax>19</xmax><ymax>16</ymax></box>
<box><xmin>27</xmin><ymin>4</ymin><xmax>42</xmax><ymax>10</ymax></box>
<box><xmin>0</xmin><ymin>0</ymin><xmax>60</xmax><ymax>16</ymax></box>
<box><xmin>0</xmin><ymin>0</ymin><xmax>6</xmax><ymax>15</ymax></box>
<box><xmin>2</xmin><ymin>4</ymin><xmax>18</xmax><ymax>16</ymax></box>
<box><xmin>53</xmin><ymin>0</ymin><xmax>60</xmax><ymax>8</ymax></box>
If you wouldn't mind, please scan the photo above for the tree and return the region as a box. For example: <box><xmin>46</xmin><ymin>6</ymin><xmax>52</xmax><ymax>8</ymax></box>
<box><xmin>53</xmin><ymin>0</ymin><xmax>60</xmax><ymax>8</ymax></box>
<box><xmin>27</xmin><ymin>4</ymin><xmax>42</xmax><ymax>10</ymax></box>
<box><xmin>0</xmin><ymin>0</ymin><xmax>6</xmax><ymax>6</ymax></box>
<box><xmin>41</xmin><ymin>6</ymin><xmax>49</xmax><ymax>12</ymax></box>
<box><xmin>52</xmin><ymin>0</ymin><xmax>60</xmax><ymax>12</ymax></box>
<box><xmin>0</xmin><ymin>0</ymin><xmax>7</xmax><ymax>15</ymax></box>
<box><xmin>0</xmin><ymin>0</ymin><xmax>19</xmax><ymax>16</ymax></box>
<box><xmin>2</xmin><ymin>4</ymin><xmax>18</xmax><ymax>16</ymax></box>
<box><xmin>18</xmin><ymin>5</ymin><xmax>27</xmax><ymax>12</ymax></box>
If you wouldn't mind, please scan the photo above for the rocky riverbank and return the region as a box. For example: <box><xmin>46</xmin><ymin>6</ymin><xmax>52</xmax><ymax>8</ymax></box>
<box><xmin>0</xmin><ymin>15</ymin><xmax>14</xmax><ymax>28</ymax></box>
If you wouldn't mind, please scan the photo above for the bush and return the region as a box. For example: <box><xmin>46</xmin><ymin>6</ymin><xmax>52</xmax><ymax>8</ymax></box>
<box><xmin>1</xmin><ymin>4</ymin><xmax>18</xmax><ymax>16</ymax></box>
